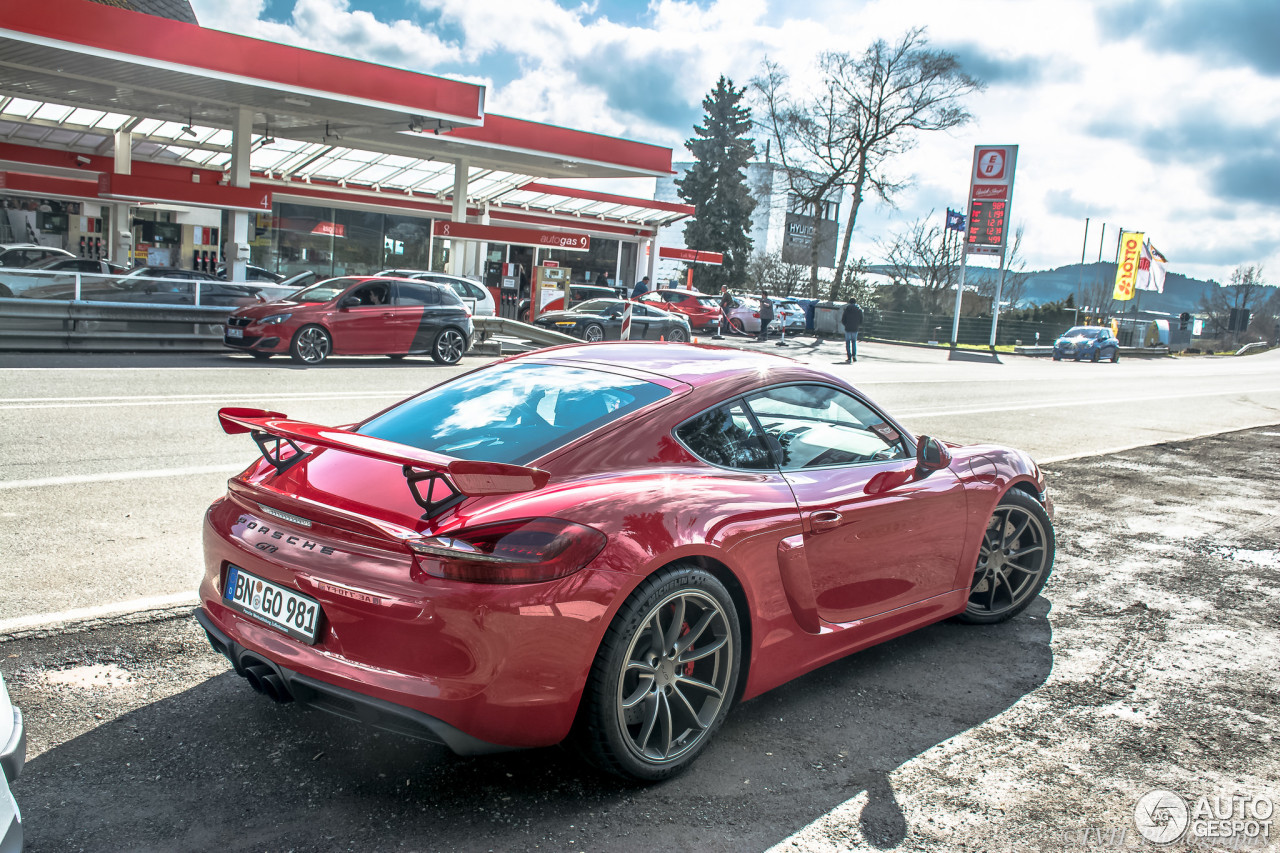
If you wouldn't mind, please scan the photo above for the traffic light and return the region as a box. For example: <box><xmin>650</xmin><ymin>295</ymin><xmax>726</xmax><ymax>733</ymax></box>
<box><xmin>1179</xmin><ymin>312</ymin><xmax>1191</xmax><ymax>331</ymax></box>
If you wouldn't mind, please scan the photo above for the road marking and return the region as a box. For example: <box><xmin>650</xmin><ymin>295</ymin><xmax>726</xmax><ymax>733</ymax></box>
<box><xmin>0</xmin><ymin>389</ymin><xmax>415</xmax><ymax>410</ymax></box>
<box><xmin>895</xmin><ymin>386</ymin><xmax>1279</xmax><ymax>419</ymax></box>
<box><xmin>0</xmin><ymin>592</ymin><xmax>198</xmax><ymax>635</ymax></box>
<box><xmin>0</xmin><ymin>464</ymin><xmax>243</xmax><ymax>490</ymax></box>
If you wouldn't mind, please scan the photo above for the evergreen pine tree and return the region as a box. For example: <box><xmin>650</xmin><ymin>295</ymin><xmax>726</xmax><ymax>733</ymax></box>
<box><xmin>675</xmin><ymin>76</ymin><xmax>757</xmax><ymax>293</ymax></box>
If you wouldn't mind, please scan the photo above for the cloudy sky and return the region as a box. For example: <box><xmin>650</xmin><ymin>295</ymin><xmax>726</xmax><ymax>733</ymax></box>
<box><xmin>189</xmin><ymin>0</ymin><xmax>1279</xmax><ymax>285</ymax></box>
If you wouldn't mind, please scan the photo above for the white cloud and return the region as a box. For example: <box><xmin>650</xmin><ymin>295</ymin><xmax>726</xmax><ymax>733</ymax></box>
<box><xmin>188</xmin><ymin>0</ymin><xmax>1280</xmax><ymax>285</ymax></box>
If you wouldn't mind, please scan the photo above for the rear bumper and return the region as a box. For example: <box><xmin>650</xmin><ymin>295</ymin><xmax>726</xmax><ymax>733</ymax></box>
<box><xmin>0</xmin><ymin>708</ymin><xmax>23</xmax><ymax>785</ymax></box>
<box><xmin>195</xmin><ymin>609</ymin><xmax>510</xmax><ymax>756</ymax></box>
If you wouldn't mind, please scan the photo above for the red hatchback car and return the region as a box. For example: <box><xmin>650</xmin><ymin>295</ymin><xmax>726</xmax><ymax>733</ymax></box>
<box><xmin>195</xmin><ymin>343</ymin><xmax>1054</xmax><ymax>780</ymax></box>
<box><xmin>640</xmin><ymin>288</ymin><xmax>723</xmax><ymax>330</ymax></box>
<box><xmin>224</xmin><ymin>276</ymin><xmax>474</xmax><ymax>365</ymax></box>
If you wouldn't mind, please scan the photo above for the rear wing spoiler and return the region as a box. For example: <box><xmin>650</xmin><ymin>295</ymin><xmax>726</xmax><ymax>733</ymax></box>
<box><xmin>218</xmin><ymin>407</ymin><xmax>550</xmax><ymax>516</ymax></box>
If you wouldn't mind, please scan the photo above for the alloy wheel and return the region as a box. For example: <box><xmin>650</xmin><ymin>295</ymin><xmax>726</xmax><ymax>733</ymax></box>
<box><xmin>292</xmin><ymin>326</ymin><xmax>331</xmax><ymax>364</ymax></box>
<box><xmin>584</xmin><ymin>323</ymin><xmax>605</xmax><ymax>343</ymax></box>
<box><xmin>616</xmin><ymin>589</ymin><xmax>733</xmax><ymax>766</ymax></box>
<box><xmin>967</xmin><ymin>500</ymin><xmax>1051</xmax><ymax>620</ymax></box>
<box><xmin>433</xmin><ymin>328</ymin><xmax>466</xmax><ymax>364</ymax></box>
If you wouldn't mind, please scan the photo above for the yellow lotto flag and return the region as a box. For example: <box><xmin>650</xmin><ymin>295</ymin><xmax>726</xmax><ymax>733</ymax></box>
<box><xmin>1112</xmin><ymin>231</ymin><xmax>1145</xmax><ymax>301</ymax></box>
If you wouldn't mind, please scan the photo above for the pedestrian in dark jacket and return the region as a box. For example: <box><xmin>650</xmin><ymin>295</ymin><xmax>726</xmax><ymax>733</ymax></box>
<box><xmin>717</xmin><ymin>286</ymin><xmax>734</xmax><ymax>337</ymax></box>
<box><xmin>841</xmin><ymin>298</ymin><xmax>864</xmax><ymax>362</ymax></box>
<box><xmin>631</xmin><ymin>276</ymin><xmax>650</xmax><ymax>299</ymax></box>
<box><xmin>757</xmin><ymin>289</ymin><xmax>774</xmax><ymax>341</ymax></box>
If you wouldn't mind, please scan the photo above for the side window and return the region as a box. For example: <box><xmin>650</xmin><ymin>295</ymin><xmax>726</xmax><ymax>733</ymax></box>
<box><xmin>745</xmin><ymin>384</ymin><xmax>908</xmax><ymax>470</ymax></box>
<box><xmin>676</xmin><ymin>401</ymin><xmax>775</xmax><ymax>470</ymax></box>
<box><xmin>350</xmin><ymin>282</ymin><xmax>391</xmax><ymax>305</ymax></box>
<box><xmin>393</xmin><ymin>282</ymin><xmax>441</xmax><ymax>306</ymax></box>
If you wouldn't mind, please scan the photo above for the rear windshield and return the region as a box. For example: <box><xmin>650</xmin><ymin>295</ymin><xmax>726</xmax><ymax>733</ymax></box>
<box><xmin>359</xmin><ymin>362</ymin><xmax>671</xmax><ymax>464</ymax></box>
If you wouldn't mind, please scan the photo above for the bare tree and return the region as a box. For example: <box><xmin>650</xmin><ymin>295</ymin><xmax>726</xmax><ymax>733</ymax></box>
<box><xmin>973</xmin><ymin>225</ymin><xmax>1031</xmax><ymax>310</ymax></box>
<box><xmin>746</xmin><ymin>251</ymin><xmax>809</xmax><ymax>298</ymax></box>
<box><xmin>754</xmin><ymin>29</ymin><xmax>982</xmax><ymax>298</ymax></box>
<box><xmin>879</xmin><ymin>213</ymin><xmax>963</xmax><ymax>314</ymax></box>
<box><xmin>1199</xmin><ymin>264</ymin><xmax>1268</xmax><ymax>343</ymax></box>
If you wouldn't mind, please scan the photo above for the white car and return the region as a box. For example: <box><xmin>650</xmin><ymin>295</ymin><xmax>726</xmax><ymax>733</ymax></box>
<box><xmin>376</xmin><ymin>269</ymin><xmax>495</xmax><ymax>316</ymax></box>
<box><xmin>723</xmin><ymin>296</ymin><xmax>805</xmax><ymax>335</ymax></box>
<box><xmin>0</xmin><ymin>671</ymin><xmax>24</xmax><ymax>853</ymax></box>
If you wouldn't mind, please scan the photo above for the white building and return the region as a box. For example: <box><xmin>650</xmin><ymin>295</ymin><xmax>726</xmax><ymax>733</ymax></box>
<box><xmin>654</xmin><ymin>160</ymin><xmax>842</xmax><ymax>284</ymax></box>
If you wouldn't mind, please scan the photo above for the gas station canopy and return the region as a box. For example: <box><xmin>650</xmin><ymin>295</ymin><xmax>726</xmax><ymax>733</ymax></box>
<box><xmin>0</xmin><ymin>0</ymin><xmax>692</xmax><ymax>231</ymax></box>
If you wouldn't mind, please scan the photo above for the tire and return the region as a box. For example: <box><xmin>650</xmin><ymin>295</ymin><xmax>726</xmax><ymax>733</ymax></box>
<box><xmin>0</xmin><ymin>284</ymin><xmax>11</xmax><ymax>298</ymax></box>
<box><xmin>431</xmin><ymin>327</ymin><xmax>466</xmax><ymax>365</ymax></box>
<box><xmin>250</xmin><ymin>352</ymin><xmax>272</xmax><ymax>361</ymax></box>
<box><xmin>958</xmin><ymin>489</ymin><xmax>1055</xmax><ymax>624</ymax></box>
<box><xmin>583</xmin><ymin>323</ymin><xmax>605</xmax><ymax>343</ymax></box>
<box><xmin>666</xmin><ymin>325</ymin><xmax>689</xmax><ymax>343</ymax></box>
<box><xmin>728</xmin><ymin>318</ymin><xmax>747</xmax><ymax>336</ymax></box>
<box><xmin>1110</xmin><ymin>349</ymin><xmax>1120</xmax><ymax>363</ymax></box>
<box><xmin>289</xmin><ymin>325</ymin><xmax>331</xmax><ymax>365</ymax></box>
<box><xmin>574</xmin><ymin>563</ymin><xmax>741</xmax><ymax>781</ymax></box>
<box><xmin>1052</xmin><ymin>353</ymin><xmax>1061</xmax><ymax>361</ymax></box>
<box><xmin>1090</xmin><ymin>349</ymin><xmax>1100</xmax><ymax>363</ymax></box>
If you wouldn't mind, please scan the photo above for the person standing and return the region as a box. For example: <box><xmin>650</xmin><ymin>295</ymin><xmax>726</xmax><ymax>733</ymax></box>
<box><xmin>631</xmin><ymin>275</ymin><xmax>650</xmax><ymax>299</ymax></box>
<box><xmin>597</xmin><ymin>271</ymin><xmax>611</xmax><ymax>292</ymax></box>
<box><xmin>757</xmin><ymin>289</ymin><xmax>774</xmax><ymax>342</ymax></box>
<box><xmin>716</xmin><ymin>285</ymin><xmax>734</xmax><ymax>338</ymax></box>
<box><xmin>842</xmin><ymin>297</ymin><xmax>864</xmax><ymax>362</ymax></box>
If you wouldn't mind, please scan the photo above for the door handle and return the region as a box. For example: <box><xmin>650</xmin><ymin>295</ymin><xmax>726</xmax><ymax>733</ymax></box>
<box><xmin>810</xmin><ymin>510</ymin><xmax>843</xmax><ymax>532</ymax></box>
<box><xmin>381</xmin><ymin>312</ymin><xmax>395</xmax><ymax>319</ymax></box>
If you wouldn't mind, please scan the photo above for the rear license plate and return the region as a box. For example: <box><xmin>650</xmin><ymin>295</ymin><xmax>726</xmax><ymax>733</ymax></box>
<box><xmin>223</xmin><ymin>565</ymin><xmax>322</xmax><ymax>644</ymax></box>
<box><xmin>225</xmin><ymin>327</ymin><xmax>243</xmax><ymax>339</ymax></box>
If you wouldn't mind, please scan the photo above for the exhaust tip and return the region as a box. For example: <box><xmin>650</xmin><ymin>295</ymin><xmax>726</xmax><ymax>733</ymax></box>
<box><xmin>242</xmin><ymin>663</ymin><xmax>272</xmax><ymax>695</ymax></box>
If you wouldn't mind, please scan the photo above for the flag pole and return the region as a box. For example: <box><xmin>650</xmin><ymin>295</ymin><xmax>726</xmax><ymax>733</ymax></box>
<box><xmin>1075</xmin><ymin>217</ymin><xmax>1089</xmax><ymax>325</ymax></box>
<box><xmin>949</xmin><ymin>209</ymin><xmax>967</xmax><ymax>346</ymax></box>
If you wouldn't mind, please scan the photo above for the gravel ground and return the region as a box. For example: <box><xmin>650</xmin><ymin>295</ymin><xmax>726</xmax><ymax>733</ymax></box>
<box><xmin>2</xmin><ymin>426</ymin><xmax>1278</xmax><ymax>852</ymax></box>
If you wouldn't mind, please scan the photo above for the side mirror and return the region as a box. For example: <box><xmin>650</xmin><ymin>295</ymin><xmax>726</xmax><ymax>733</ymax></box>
<box><xmin>339</xmin><ymin>295</ymin><xmax>360</xmax><ymax>309</ymax></box>
<box><xmin>916</xmin><ymin>435</ymin><xmax>952</xmax><ymax>476</ymax></box>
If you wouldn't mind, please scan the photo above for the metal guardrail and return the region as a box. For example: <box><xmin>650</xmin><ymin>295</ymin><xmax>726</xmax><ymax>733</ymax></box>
<box><xmin>1013</xmin><ymin>344</ymin><xmax>1171</xmax><ymax>358</ymax></box>
<box><xmin>0</xmin><ymin>297</ymin><xmax>232</xmax><ymax>351</ymax></box>
<box><xmin>0</xmin><ymin>300</ymin><xmax>581</xmax><ymax>354</ymax></box>
<box><xmin>472</xmin><ymin>316</ymin><xmax>579</xmax><ymax>348</ymax></box>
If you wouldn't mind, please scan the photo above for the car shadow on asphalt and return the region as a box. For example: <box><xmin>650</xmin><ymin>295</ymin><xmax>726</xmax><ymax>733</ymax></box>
<box><xmin>13</xmin><ymin>601</ymin><xmax>1052</xmax><ymax>852</ymax></box>
<box><xmin>948</xmin><ymin>348</ymin><xmax>1003</xmax><ymax>364</ymax></box>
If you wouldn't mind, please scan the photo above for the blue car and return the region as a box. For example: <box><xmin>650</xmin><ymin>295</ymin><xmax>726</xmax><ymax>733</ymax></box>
<box><xmin>1053</xmin><ymin>326</ymin><xmax>1120</xmax><ymax>362</ymax></box>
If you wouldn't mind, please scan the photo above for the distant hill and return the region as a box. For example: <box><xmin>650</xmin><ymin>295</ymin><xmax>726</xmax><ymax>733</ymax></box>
<box><xmin>1014</xmin><ymin>263</ymin><xmax>1219</xmax><ymax>314</ymax></box>
<box><xmin>864</xmin><ymin>262</ymin><xmax>1224</xmax><ymax>315</ymax></box>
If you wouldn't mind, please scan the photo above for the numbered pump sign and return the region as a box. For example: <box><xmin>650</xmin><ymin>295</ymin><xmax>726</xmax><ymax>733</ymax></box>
<box><xmin>964</xmin><ymin>145</ymin><xmax>1018</xmax><ymax>256</ymax></box>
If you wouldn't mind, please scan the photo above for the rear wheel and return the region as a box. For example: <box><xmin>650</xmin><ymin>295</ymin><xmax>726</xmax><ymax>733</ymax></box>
<box><xmin>958</xmin><ymin>490</ymin><xmax>1055</xmax><ymax>624</ymax></box>
<box><xmin>666</xmin><ymin>326</ymin><xmax>689</xmax><ymax>343</ymax></box>
<box><xmin>431</xmin><ymin>327</ymin><xmax>466</xmax><ymax>365</ymax></box>
<box><xmin>574</xmin><ymin>564</ymin><xmax>741</xmax><ymax>781</ymax></box>
<box><xmin>1090</xmin><ymin>349</ymin><xmax>1100</xmax><ymax>362</ymax></box>
<box><xmin>289</xmin><ymin>325</ymin><xmax>331</xmax><ymax>365</ymax></box>
<box><xmin>728</xmin><ymin>318</ymin><xmax>747</xmax><ymax>336</ymax></box>
<box><xmin>583</xmin><ymin>322</ymin><xmax>605</xmax><ymax>343</ymax></box>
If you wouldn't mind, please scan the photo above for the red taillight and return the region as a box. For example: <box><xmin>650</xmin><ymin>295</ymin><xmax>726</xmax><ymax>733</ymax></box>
<box><xmin>752</xmin><ymin>312</ymin><xmax>760</xmax><ymax>318</ymax></box>
<box><xmin>408</xmin><ymin>517</ymin><xmax>607</xmax><ymax>584</ymax></box>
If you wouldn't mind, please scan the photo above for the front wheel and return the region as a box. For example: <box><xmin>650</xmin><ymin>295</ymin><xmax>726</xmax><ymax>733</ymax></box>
<box><xmin>574</xmin><ymin>564</ymin><xmax>741</xmax><ymax>781</ymax></box>
<box><xmin>1090</xmin><ymin>349</ymin><xmax>1100</xmax><ymax>362</ymax></box>
<box><xmin>431</xmin><ymin>327</ymin><xmax>466</xmax><ymax>365</ymax></box>
<box><xmin>289</xmin><ymin>325</ymin><xmax>331</xmax><ymax>365</ymax></box>
<box><xmin>958</xmin><ymin>489</ymin><xmax>1055</xmax><ymax>624</ymax></box>
<box><xmin>1110</xmin><ymin>349</ymin><xmax>1120</xmax><ymax>363</ymax></box>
